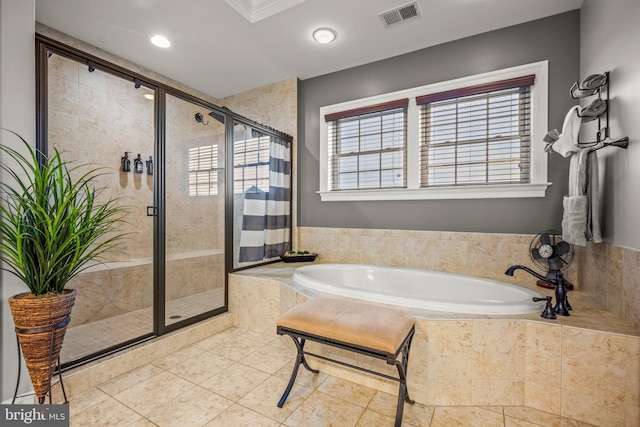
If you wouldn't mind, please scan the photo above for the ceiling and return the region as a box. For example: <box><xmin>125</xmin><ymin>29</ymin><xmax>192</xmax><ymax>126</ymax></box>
<box><xmin>35</xmin><ymin>0</ymin><xmax>583</xmax><ymax>99</ymax></box>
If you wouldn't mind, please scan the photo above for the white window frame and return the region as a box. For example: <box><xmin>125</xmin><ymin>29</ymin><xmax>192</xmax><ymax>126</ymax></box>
<box><xmin>328</xmin><ymin>105</ymin><xmax>407</xmax><ymax>191</ymax></box>
<box><xmin>233</xmin><ymin>133</ymin><xmax>271</xmax><ymax>194</ymax></box>
<box><xmin>188</xmin><ymin>144</ymin><xmax>219</xmax><ymax>196</ymax></box>
<box><xmin>318</xmin><ymin>61</ymin><xmax>550</xmax><ymax>201</ymax></box>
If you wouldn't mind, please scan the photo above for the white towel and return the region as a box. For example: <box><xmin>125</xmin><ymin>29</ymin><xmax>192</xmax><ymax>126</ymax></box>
<box><xmin>561</xmin><ymin>147</ymin><xmax>602</xmax><ymax>246</ymax></box>
<box><xmin>562</xmin><ymin>195</ymin><xmax>588</xmax><ymax>246</ymax></box>
<box><xmin>551</xmin><ymin>106</ymin><xmax>582</xmax><ymax>158</ymax></box>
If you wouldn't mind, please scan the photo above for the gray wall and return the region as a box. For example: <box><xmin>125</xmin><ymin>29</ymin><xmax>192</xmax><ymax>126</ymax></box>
<box><xmin>581</xmin><ymin>0</ymin><xmax>640</xmax><ymax>251</ymax></box>
<box><xmin>298</xmin><ymin>11</ymin><xmax>580</xmax><ymax>234</ymax></box>
<box><xmin>1</xmin><ymin>0</ymin><xmax>35</xmax><ymax>403</ymax></box>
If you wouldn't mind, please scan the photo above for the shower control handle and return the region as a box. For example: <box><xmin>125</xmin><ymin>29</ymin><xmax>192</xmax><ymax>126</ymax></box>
<box><xmin>146</xmin><ymin>206</ymin><xmax>158</xmax><ymax>217</ymax></box>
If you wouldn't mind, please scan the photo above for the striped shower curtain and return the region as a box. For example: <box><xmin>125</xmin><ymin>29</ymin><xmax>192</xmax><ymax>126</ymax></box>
<box><xmin>239</xmin><ymin>136</ymin><xmax>291</xmax><ymax>262</ymax></box>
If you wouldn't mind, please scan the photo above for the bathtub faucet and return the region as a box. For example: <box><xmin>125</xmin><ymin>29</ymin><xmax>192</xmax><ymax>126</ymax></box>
<box><xmin>504</xmin><ymin>265</ymin><xmax>571</xmax><ymax>316</ymax></box>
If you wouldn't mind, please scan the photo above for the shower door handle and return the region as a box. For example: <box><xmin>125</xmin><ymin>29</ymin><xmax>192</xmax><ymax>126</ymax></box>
<box><xmin>146</xmin><ymin>206</ymin><xmax>158</xmax><ymax>217</ymax></box>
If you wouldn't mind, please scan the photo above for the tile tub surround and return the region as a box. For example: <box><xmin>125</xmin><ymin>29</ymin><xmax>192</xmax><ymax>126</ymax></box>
<box><xmin>229</xmin><ymin>265</ymin><xmax>640</xmax><ymax>426</ymax></box>
<box><xmin>579</xmin><ymin>242</ymin><xmax>640</xmax><ymax>331</ymax></box>
<box><xmin>298</xmin><ymin>227</ymin><xmax>640</xmax><ymax>331</ymax></box>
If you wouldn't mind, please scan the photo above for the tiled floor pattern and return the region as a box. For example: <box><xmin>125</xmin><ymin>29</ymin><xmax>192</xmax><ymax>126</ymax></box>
<box><xmin>65</xmin><ymin>327</ymin><xmax>596</xmax><ymax>427</ymax></box>
<box><xmin>61</xmin><ymin>289</ymin><xmax>225</xmax><ymax>363</ymax></box>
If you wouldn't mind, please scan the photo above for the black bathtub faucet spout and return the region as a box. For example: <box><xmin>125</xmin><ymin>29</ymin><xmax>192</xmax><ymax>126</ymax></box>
<box><xmin>504</xmin><ymin>265</ymin><xmax>571</xmax><ymax>316</ymax></box>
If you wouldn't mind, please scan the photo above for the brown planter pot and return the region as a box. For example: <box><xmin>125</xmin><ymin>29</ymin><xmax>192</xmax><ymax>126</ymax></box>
<box><xmin>8</xmin><ymin>288</ymin><xmax>76</xmax><ymax>404</ymax></box>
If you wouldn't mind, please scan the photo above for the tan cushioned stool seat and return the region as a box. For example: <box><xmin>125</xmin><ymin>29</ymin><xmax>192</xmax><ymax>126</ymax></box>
<box><xmin>276</xmin><ymin>298</ymin><xmax>415</xmax><ymax>355</ymax></box>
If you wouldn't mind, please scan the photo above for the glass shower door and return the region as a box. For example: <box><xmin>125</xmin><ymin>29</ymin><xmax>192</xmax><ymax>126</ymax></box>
<box><xmin>164</xmin><ymin>94</ymin><xmax>226</xmax><ymax>327</ymax></box>
<box><xmin>46</xmin><ymin>52</ymin><xmax>155</xmax><ymax>364</ymax></box>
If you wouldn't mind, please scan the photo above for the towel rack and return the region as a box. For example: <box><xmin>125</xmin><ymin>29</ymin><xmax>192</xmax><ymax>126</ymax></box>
<box><xmin>570</xmin><ymin>71</ymin><xmax>629</xmax><ymax>151</ymax></box>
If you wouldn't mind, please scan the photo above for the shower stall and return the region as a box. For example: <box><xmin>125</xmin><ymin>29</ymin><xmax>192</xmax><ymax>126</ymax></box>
<box><xmin>36</xmin><ymin>36</ymin><xmax>292</xmax><ymax>367</ymax></box>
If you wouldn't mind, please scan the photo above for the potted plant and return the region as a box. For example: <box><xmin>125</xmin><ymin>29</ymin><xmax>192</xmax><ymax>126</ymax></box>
<box><xmin>0</xmin><ymin>130</ymin><xmax>128</xmax><ymax>403</ymax></box>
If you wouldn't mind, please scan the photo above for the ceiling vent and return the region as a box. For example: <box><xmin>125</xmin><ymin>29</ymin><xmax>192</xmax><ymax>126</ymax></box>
<box><xmin>379</xmin><ymin>2</ymin><xmax>421</xmax><ymax>28</ymax></box>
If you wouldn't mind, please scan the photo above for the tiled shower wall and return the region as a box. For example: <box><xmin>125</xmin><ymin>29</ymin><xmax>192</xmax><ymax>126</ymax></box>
<box><xmin>298</xmin><ymin>226</ymin><xmax>640</xmax><ymax>330</ymax></box>
<box><xmin>48</xmin><ymin>53</ymin><xmax>155</xmax><ymax>262</ymax></box>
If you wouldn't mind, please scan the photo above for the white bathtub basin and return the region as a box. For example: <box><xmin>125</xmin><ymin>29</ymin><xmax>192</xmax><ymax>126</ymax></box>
<box><xmin>292</xmin><ymin>264</ymin><xmax>544</xmax><ymax>315</ymax></box>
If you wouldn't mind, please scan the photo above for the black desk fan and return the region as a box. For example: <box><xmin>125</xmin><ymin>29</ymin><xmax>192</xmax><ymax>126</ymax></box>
<box><xmin>529</xmin><ymin>230</ymin><xmax>575</xmax><ymax>290</ymax></box>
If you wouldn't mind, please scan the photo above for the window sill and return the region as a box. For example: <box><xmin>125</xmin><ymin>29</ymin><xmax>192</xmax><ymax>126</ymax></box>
<box><xmin>318</xmin><ymin>182</ymin><xmax>552</xmax><ymax>201</ymax></box>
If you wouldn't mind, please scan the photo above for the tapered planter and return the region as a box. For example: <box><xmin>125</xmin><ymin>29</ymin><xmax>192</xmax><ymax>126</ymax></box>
<box><xmin>8</xmin><ymin>289</ymin><xmax>76</xmax><ymax>403</ymax></box>
<box><xmin>0</xmin><ymin>132</ymin><xmax>127</xmax><ymax>405</ymax></box>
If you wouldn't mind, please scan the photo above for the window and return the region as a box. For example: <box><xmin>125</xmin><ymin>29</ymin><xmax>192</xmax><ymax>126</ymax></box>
<box><xmin>318</xmin><ymin>61</ymin><xmax>549</xmax><ymax>201</ymax></box>
<box><xmin>326</xmin><ymin>100</ymin><xmax>407</xmax><ymax>191</ymax></box>
<box><xmin>188</xmin><ymin>144</ymin><xmax>218</xmax><ymax>196</ymax></box>
<box><xmin>234</xmin><ymin>130</ymin><xmax>270</xmax><ymax>193</ymax></box>
<box><xmin>418</xmin><ymin>76</ymin><xmax>533</xmax><ymax>187</ymax></box>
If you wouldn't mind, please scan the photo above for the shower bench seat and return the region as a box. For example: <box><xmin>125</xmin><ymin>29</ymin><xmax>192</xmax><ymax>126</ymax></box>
<box><xmin>276</xmin><ymin>297</ymin><xmax>416</xmax><ymax>427</ymax></box>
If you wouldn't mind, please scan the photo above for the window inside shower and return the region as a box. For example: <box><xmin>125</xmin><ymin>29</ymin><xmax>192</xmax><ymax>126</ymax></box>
<box><xmin>233</xmin><ymin>130</ymin><xmax>270</xmax><ymax>193</ymax></box>
<box><xmin>189</xmin><ymin>144</ymin><xmax>219</xmax><ymax>196</ymax></box>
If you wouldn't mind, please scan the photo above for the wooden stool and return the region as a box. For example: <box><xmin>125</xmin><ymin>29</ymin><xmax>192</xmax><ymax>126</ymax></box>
<box><xmin>276</xmin><ymin>298</ymin><xmax>416</xmax><ymax>427</ymax></box>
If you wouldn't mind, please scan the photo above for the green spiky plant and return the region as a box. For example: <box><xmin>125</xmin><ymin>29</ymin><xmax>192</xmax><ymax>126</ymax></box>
<box><xmin>0</xmin><ymin>130</ymin><xmax>129</xmax><ymax>296</ymax></box>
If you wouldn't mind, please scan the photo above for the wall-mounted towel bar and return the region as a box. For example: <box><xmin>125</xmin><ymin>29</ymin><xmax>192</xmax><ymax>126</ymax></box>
<box><xmin>577</xmin><ymin>135</ymin><xmax>629</xmax><ymax>150</ymax></box>
<box><xmin>571</xmin><ymin>71</ymin><xmax>628</xmax><ymax>152</ymax></box>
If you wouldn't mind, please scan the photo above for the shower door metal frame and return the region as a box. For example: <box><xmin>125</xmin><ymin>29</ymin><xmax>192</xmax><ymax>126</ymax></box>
<box><xmin>158</xmin><ymin>91</ymin><xmax>232</xmax><ymax>333</ymax></box>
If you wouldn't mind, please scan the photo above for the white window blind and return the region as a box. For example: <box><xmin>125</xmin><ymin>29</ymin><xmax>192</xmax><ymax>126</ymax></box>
<box><xmin>234</xmin><ymin>133</ymin><xmax>270</xmax><ymax>193</ymax></box>
<box><xmin>326</xmin><ymin>99</ymin><xmax>408</xmax><ymax>191</ymax></box>
<box><xmin>188</xmin><ymin>145</ymin><xmax>218</xmax><ymax>196</ymax></box>
<box><xmin>318</xmin><ymin>63</ymin><xmax>548</xmax><ymax>201</ymax></box>
<box><xmin>418</xmin><ymin>75</ymin><xmax>534</xmax><ymax>187</ymax></box>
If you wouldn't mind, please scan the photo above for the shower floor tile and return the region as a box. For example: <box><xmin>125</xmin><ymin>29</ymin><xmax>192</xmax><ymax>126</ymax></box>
<box><xmin>61</xmin><ymin>288</ymin><xmax>225</xmax><ymax>363</ymax></box>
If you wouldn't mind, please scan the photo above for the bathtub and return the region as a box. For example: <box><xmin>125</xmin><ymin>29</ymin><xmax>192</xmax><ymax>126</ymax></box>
<box><xmin>292</xmin><ymin>264</ymin><xmax>544</xmax><ymax>315</ymax></box>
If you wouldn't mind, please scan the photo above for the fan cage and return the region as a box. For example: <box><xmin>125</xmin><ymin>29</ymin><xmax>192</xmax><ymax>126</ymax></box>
<box><xmin>529</xmin><ymin>230</ymin><xmax>574</xmax><ymax>273</ymax></box>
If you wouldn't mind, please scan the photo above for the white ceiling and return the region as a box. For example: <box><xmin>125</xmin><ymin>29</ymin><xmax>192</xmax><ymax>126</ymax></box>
<box><xmin>35</xmin><ymin>0</ymin><xmax>583</xmax><ymax>99</ymax></box>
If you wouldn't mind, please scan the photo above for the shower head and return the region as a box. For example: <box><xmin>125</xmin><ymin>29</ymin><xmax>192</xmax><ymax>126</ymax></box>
<box><xmin>194</xmin><ymin>112</ymin><xmax>209</xmax><ymax>125</ymax></box>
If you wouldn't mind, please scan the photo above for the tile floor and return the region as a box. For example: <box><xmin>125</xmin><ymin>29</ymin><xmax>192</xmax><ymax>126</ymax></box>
<box><xmin>63</xmin><ymin>326</ymin><xmax>596</xmax><ymax>427</ymax></box>
<box><xmin>61</xmin><ymin>289</ymin><xmax>225</xmax><ymax>363</ymax></box>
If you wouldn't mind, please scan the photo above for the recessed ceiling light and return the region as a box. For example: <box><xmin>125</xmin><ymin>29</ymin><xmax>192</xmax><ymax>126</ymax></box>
<box><xmin>312</xmin><ymin>27</ymin><xmax>337</xmax><ymax>44</ymax></box>
<box><xmin>150</xmin><ymin>35</ymin><xmax>171</xmax><ymax>48</ymax></box>
<box><xmin>143</xmin><ymin>94</ymin><xmax>154</xmax><ymax>100</ymax></box>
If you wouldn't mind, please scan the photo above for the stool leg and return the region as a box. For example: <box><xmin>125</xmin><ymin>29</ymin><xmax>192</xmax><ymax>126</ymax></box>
<box><xmin>278</xmin><ymin>336</ymin><xmax>318</xmax><ymax>408</ymax></box>
<box><xmin>400</xmin><ymin>344</ymin><xmax>414</xmax><ymax>404</ymax></box>
<box><xmin>392</xmin><ymin>332</ymin><xmax>415</xmax><ymax>427</ymax></box>
<box><xmin>393</xmin><ymin>360</ymin><xmax>412</xmax><ymax>427</ymax></box>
